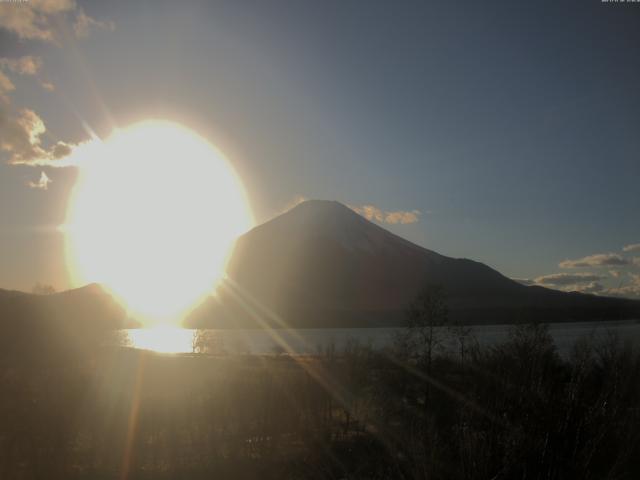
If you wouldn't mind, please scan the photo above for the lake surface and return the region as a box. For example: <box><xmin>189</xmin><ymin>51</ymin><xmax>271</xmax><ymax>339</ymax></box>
<box><xmin>122</xmin><ymin>320</ymin><xmax>640</xmax><ymax>356</ymax></box>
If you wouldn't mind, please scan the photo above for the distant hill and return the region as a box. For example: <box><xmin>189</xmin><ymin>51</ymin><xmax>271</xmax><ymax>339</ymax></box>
<box><xmin>0</xmin><ymin>283</ymin><xmax>129</xmax><ymax>362</ymax></box>
<box><xmin>0</xmin><ymin>283</ymin><xmax>127</xmax><ymax>329</ymax></box>
<box><xmin>187</xmin><ymin>200</ymin><xmax>640</xmax><ymax>328</ymax></box>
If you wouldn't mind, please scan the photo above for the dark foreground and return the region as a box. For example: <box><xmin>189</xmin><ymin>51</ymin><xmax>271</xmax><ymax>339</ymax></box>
<box><xmin>1</xmin><ymin>323</ymin><xmax>639</xmax><ymax>479</ymax></box>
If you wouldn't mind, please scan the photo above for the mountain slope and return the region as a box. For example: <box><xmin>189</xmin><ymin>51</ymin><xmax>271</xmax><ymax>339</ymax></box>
<box><xmin>188</xmin><ymin>200</ymin><xmax>640</xmax><ymax>328</ymax></box>
<box><xmin>0</xmin><ymin>283</ymin><xmax>129</xmax><ymax>362</ymax></box>
<box><xmin>0</xmin><ymin>283</ymin><xmax>127</xmax><ymax>330</ymax></box>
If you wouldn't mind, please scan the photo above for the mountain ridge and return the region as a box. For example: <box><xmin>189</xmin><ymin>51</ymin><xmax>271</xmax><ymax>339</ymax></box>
<box><xmin>187</xmin><ymin>200</ymin><xmax>640</xmax><ymax>328</ymax></box>
<box><xmin>0</xmin><ymin>282</ymin><xmax>128</xmax><ymax>329</ymax></box>
<box><xmin>2</xmin><ymin>200</ymin><xmax>637</xmax><ymax>329</ymax></box>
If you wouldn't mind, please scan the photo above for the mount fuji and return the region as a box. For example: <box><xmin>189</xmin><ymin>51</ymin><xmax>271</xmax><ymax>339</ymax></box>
<box><xmin>187</xmin><ymin>200</ymin><xmax>640</xmax><ymax>328</ymax></box>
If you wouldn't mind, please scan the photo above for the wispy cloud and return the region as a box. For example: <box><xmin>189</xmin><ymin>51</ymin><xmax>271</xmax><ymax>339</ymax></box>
<box><xmin>532</xmin><ymin>273</ymin><xmax>608</xmax><ymax>295</ymax></box>
<box><xmin>604</xmin><ymin>273</ymin><xmax>640</xmax><ymax>299</ymax></box>
<box><xmin>40</xmin><ymin>81</ymin><xmax>55</xmax><ymax>92</ymax></box>
<box><xmin>623</xmin><ymin>243</ymin><xmax>640</xmax><ymax>253</ymax></box>
<box><xmin>351</xmin><ymin>204</ymin><xmax>421</xmax><ymax>225</ymax></box>
<box><xmin>73</xmin><ymin>8</ymin><xmax>115</xmax><ymax>37</ymax></box>
<box><xmin>0</xmin><ymin>55</ymin><xmax>53</xmax><ymax>93</ymax></box>
<box><xmin>518</xmin><ymin>244</ymin><xmax>640</xmax><ymax>298</ymax></box>
<box><xmin>534</xmin><ymin>272</ymin><xmax>604</xmax><ymax>287</ymax></box>
<box><xmin>0</xmin><ymin>56</ymin><xmax>42</xmax><ymax>76</ymax></box>
<box><xmin>558</xmin><ymin>282</ymin><xmax>607</xmax><ymax>295</ymax></box>
<box><xmin>0</xmin><ymin>70</ymin><xmax>15</xmax><ymax>103</ymax></box>
<box><xmin>573</xmin><ymin>281</ymin><xmax>606</xmax><ymax>294</ymax></box>
<box><xmin>559</xmin><ymin>253</ymin><xmax>630</xmax><ymax>268</ymax></box>
<box><xmin>516</xmin><ymin>273</ymin><xmax>609</xmax><ymax>295</ymax></box>
<box><xmin>27</xmin><ymin>170</ymin><xmax>51</xmax><ymax>190</ymax></box>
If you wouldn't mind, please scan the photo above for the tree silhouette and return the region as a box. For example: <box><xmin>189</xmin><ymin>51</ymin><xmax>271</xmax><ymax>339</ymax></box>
<box><xmin>406</xmin><ymin>284</ymin><xmax>449</xmax><ymax>373</ymax></box>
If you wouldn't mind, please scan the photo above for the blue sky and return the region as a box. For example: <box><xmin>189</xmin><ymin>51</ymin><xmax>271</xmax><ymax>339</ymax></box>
<box><xmin>0</xmin><ymin>0</ymin><xmax>639</xmax><ymax>297</ymax></box>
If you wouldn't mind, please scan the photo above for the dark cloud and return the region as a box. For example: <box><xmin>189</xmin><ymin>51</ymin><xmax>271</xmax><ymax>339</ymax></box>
<box><xmin>51</xmin><ymin>141</ymin><xmax>72</xmax><ymax>159</ymax></box>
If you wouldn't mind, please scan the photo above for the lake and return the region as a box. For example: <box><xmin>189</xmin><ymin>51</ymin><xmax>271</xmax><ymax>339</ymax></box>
<box><xmin>122</xmin><ymin>319</ymin><xmax>640</xmax><ymax>355</ymax></box>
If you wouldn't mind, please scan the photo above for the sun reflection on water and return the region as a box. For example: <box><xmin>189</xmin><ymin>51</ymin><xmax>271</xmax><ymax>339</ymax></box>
<box><xmin>125</xmin><ymin>327</ymin><xmax>196</xmax><ymax>354</ymax></box>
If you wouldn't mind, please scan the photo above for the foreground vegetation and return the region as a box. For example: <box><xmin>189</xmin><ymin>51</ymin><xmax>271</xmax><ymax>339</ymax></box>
<box><xmin>1</xmin><ymin>317</ymin><xmax>639</xmax><ymax>479</ymax></box>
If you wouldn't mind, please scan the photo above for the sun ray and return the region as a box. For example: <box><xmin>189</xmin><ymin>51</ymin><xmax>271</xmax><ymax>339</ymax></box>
<box><xmin>120</xmin><ymin>354</ymin><xmax>145</xmax><ymax>480</ymax></box>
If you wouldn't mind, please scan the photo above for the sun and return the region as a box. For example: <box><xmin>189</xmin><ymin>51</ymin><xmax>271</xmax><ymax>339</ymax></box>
<box><xmin>64</xmin><ymin>120</ymin><xmax>253</xmax><ymax>325</ymax></box>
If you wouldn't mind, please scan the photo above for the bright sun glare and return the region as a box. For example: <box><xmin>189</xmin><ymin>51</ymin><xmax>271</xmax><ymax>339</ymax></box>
<box><xmin>64</xmin><ymin>120</ymin><xmax>253</xmax><ymax>325</ymax></box>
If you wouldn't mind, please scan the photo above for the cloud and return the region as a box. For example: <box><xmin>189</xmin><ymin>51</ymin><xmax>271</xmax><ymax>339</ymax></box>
<box><xmin>0</xmin><ymin>1</ymin><xmax>113</xmax><ymax>44</ymax></box>
<box><xmin>0</xmin><ymin>70</ymin><xmax>15</xmax><ymax>103</ymax></box>
<box><xmin>384</xmin><ymin>210</ymin><xmax>421</xmax><ymax>224</ymax></box>
<box><xmin>0</xmin><ymin>55</ymin><xmax>53</xmax><ymax>94</ymax></box>
<box><xmin>28</xmin><ymin>170</ymin><xmax>51</xmax><ymax>190</ymax></box>
<box><xmin>518</xmin><ymin>245</ymin><xmax>640</xmax><ymax>298</ymax></box>
<box><xmin>559</xmin><ymin>253</ymin><xmax>630</xmax><ymax>268</ymax></box>
<box><xmin>0</xmin><ymin>0</ymin><xmax>76</xmax><ymax>43</ymax></box>
<box><xmin>534</xmin><ymin>272</ymin><xmax>604</xmax><ymax>287</ymax></box>
<box><xmin>73</xmin><ymin>8</ymin><xmax>115</xmax><ymax>37</ymax></box>
<box><xmin>0</xmin><ymin>107</ymin><xmax>46</xmax><ymax>162</ymax></box>
<box><xmin>0</xmin><ymin>107</ymin><xmax>81</xmax><ymax>166</ymax></box>
<box><xmin>604</xmin><ymin>273</ymin><xmax>640</xmax><ymax>299</ymax></box>
<box><xmin>282</xmin><ymin>198</ymin><xmax>422</xmax><ymax>225</ymax></box>
<box><xmin>0</xmin><ymin>62</ymin><xmax>78</xmax><ymax>166</ymax></box>
<box><xmin>623</xmin><ymin>243</ymin><xmax>640</xmax><ymax>253</ymax></box>
<box><xmin>0</xmin><ymin>57</ymin><xmax>83</xmax><ymax>168</ymax></box>
<box><xmin>50</xmin><ymin>141</ymin><xmax>72</xmax><ymax>159</ymax></box>
<box><xmin>40</xmin><ymin>81</ymin><xmax>55</xmax><ymax>91</ymax></box>
<box><xmin>351</xmin><ymin>204</ymin><xmax>421</xmax><ymax>224</ymax></box>
<box><xmin>0</xmin><ymin>6</ymin><xmax>105</xmax><ymax>186</ymax></box>
<box><xmin>572</xmin><ymin>281</ymin><xmax>606</xmax><ymax>294</ymax></box>
<box><xmin>0</xmin><ymin>56</ymin><xmax>42</xmax><ymax>76</ymax></box>
<box><xmin>513</xmin><ymin>278</ymin><xmax>536</xmax><ymax>286</ymax></box>
<box><xmin>606</xmin><ymin>285</ymin><xmax>640</xmax><ymax>298</ymax></box>
<box><xmin>533</xmin><ymin>273</ymin><xmax>609</xmax><ymax>295</ymax></box>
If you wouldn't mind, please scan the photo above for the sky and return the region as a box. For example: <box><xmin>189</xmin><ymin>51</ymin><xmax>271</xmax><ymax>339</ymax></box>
<box><xmin>0</xmin><ymin>0</ymin><xmax>639</xmax><ymax>298</ymax></box>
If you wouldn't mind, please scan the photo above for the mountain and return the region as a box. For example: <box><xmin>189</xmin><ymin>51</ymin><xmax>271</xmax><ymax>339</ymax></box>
<box><xmin>187</xmin><ymin>200</ymin><xmax>640</xmax><ymax>328</ymax></box>
<box><xmin>0</xmin><ymin>283</ymin><xmax>127</xmax><ymax>329</ymax></box>
<box><xmin>0</xmin><ymin>283</ymin><xmax>129</xmax><ymax>361</ymax></box>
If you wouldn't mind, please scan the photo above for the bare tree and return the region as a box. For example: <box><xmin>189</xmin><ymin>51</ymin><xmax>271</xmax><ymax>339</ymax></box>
<box><xmin>406</xmin><ymin>285</ymin><xmax>449</xmax><ymax>373</ymax></box>
<box><xmin>448</xmin><ymin>321</ymin><xmax>474</xmax><ymax>364</ymax></box>
<box><xmin>192</xmin><ymin>330</ymin><xmax>225</xmax><ymax>354</ymax></box>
